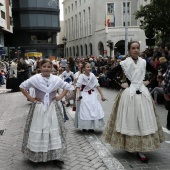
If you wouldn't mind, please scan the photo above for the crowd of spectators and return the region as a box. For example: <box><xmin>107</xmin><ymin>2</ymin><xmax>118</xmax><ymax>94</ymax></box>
<box><xmin>0</xmin><ymin>45</ymin><xmax>169</xmax><ymax>104</ymax></box>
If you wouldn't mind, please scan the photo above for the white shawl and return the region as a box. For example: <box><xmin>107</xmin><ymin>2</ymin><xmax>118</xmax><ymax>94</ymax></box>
<box><xmin>120</xmin><ymin>57</ymin><xmax>150</xmax><ymax>99</ymax></box>
<box><xmin>76</xmin><ymin>73</ymin><xmax>99</xmax><ymax>91</ymax></box>
<box><xmin>20</xmin><ymin>74</ymin><xmax>70</xmax><ymax>110</ymax></box>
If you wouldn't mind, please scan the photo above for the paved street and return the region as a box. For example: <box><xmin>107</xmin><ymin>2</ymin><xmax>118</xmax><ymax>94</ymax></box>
<box><xmin>0</xmin><ymin>85</ymin><xmax>170</xmax><ymax>170</ymax></box>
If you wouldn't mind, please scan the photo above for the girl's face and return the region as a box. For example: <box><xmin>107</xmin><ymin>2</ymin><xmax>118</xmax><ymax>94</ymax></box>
<box><xmin>20</xmin><ymin>58</ymin><xmax>24</xmax><ymax>63</ymax></box>
<box><xmin>40</xmin><ymin>62</ymin><xmax>52</xmax><ymax>77</ymax></box>
<box><xmin>78</xmin><ymin>63</ymin><xmax>83</xmax><ymax>71</ymax></box>
<box><xmin>66</xmin><ymin>65</ymin><xmax>70</xmax><ymax>71</ymax></box>
<box><xmin>157</xmin><ymin>77</ymin><xmax>162</xmax><ymax>82</ymax></box>
<box><xmin>84</xmin><ymin>63</ymin><xmax>91</xmax><ymax>73</ymax></box>
<box><xmin>129</xmin><ymin>43</ymin><xmax>140</xmax><ymax>58</ymax></box>
<box><xmin>162</xmin><ymin>52</ymin><xmax>166</xmax><ymax>57</ymax></box>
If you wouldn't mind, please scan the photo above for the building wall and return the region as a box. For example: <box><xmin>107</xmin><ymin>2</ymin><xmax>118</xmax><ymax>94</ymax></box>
<box><xmin>0</xmin><ymin>0</ymin><xmax>12</xmax><ymax>34</ymax></box>
<box><xmin>62</xmin><ymin>0</ymin><xmax>150</xmax><ymax>58</ymax></box>
<box><xmin>0</xmin><ymin>0</ymin><xmax>13</xmax><ymax>60</ymax></box>
<box><xmin>6</xmin><ymin>0</ymin><xmax>60</xmax><ymax>57</ymax></box>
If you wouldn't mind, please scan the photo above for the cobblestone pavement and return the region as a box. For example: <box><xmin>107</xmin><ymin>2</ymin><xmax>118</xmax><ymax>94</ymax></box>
<box><xmin>68</xmin><ymin>88</ymin><xmax>170</xmax><ymax>170</ymax></box>
<box><xmin>1</xmin><ymin>85</ymin><xmax>170</xmax><ymax>170</ymax></box>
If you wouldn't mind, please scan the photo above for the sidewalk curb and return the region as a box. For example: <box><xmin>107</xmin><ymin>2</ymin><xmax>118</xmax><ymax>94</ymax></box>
<box><xmin>66</xmin><ymin>107</ymin><xmax>125</xmax><ymax>170</ymax></box>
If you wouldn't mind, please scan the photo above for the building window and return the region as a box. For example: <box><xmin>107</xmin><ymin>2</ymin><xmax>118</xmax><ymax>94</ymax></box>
<box><xmin>73</xmin><ymin>46</ymin><xmax>75</xmax><ymax>56</ymax></box>
<box><xmin>79</xmin><ymin>0</ymin><xmax>81</xmax><ymax>6</ymax></box>
<box><xmin>106</xmin><ymin>3</ymin><xmax>115</xmax><ymax>27</ymax></box>
<box><xmin>68</xmin><ymin>6</ymin><xmax>70</xmax><ymax>13</ymax></box>
<box><xmin>65</xmin><ymin>9</ymin><xmax>67</xmax><ymax>15</ymax></box>
<box><xmin>85</xmin><ymin>44</ymin><xmax>87</xmax><ymax>56</ymax></box>
<box><xmin>123</xmin><ymin>2</ymin><xmax>131</xmax><ymax>26</ymax></box>
<box><xmin>75</xmin><ymin>1</ymin><xmax>77</xmax><ymax>8</ymax></box>
<box><xmin>79</xmin><ymin>12</ymin><xmax>82</xmax><ymax>38</ymax></box>
<box><xmin>89</xmin><ymin>43</ymin><xmax>92</xmax><ymax>55</ymax></box>
<box><xmin>70</xmin><ymin>47</ymin><xmax>72</xmax><ymax>56</ymax></box>
<box><xmin>72</xmin><ymin>4</ymin><xmax>73</xmax><ymax>11</ymax></box>
<box><xmin>10</xmin><ymin>17</ymin><xmax>13</xmax><ymax>25</ymax></box>
<box><xmin>81</xmin><ymin>45</ymin><xmax>83</xmax><ymax>56</ymax></box>
<box><xmin>1</xmin><ymin>11</ymin><xmax>5</xmax><ymax>19</ymax></box>
<box><xmin>9</xmin><ymin>0</ymin><xmax>12</xmax><ymax>6</ymax></box>
<box><xmin>83</xmin><ymin>10</ymin><xmax>86</xmax><ymax>37</ymax></box>
<box><xmin>123</xmin><ymin>2</ymin><xmax>130</xmax><ymax>13</ymax></box>
<box><xmin>75</xmin><ymin>15</ymin><xmax>77</xmax><ymax>38</ymax></box>
<box><xmin>123</xmin><ymin>22</ymin><xmax>130</xmax><ymax>26</ymax></box>
<box><xmin>72</xmin><ymin>17</ymin><xmax>74</xmax><ymax>40</ymax></box>
<box><xmin>107</xmin><ymin>3</ymin><xmax>114</xmax><ymax>14</ymax></box>
<box><xmin>88</xmin><ymin>7</ymin><xmax>92</xmax><ymax>35</ymax></box>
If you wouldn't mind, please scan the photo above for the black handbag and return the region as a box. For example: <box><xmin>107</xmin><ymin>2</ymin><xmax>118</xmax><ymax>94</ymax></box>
<box><xmin>165</xmin><ymin>100</ymin><xmax>170</xmax><ymax>110</ymax></box>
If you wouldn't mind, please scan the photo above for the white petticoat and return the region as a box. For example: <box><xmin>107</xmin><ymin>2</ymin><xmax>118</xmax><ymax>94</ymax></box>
<box><xmin>80</xmin><ymin>90</ymin><xmax>105</xmax><ymax>120</ymax></box>
<box><xmin>27</xmin><ymin>101</ymin><xmax>62</xmax><ymax>152</ymax></box>
<box><xmin>116</xmin><ymin>88</ymin><xmax>158</xmax><ymax>136</ymax></box>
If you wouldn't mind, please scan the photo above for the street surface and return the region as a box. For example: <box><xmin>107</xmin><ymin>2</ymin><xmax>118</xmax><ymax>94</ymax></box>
<box><xmin>0</xmin><ymin>85</ymin><xmax>170</xmax><ymax>170</ymax></box>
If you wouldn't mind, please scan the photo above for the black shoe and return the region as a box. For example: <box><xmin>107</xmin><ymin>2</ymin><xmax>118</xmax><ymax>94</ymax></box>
<box><xmin>53</xmin><ymin>159</ymin><xmax>64</xmax><ymax>164</ymax></box>
<box><xmin>82</xmin><ymin>129</ymin><xmax>87</xmax><ymax>132</ymax></box>
<box><xmin>88</xmin><ymin>129</ymin><xmax>95</xmax><ymax>132</ymax></box>
<box><xmin>166</xmin><ymin>125</ymin><xmax>170</xmax><ymax>130</ymax></box>
<box><xmin>66</xmin><ymin>102</ymin><xmax>70</xmax><ymax>107</ymax></box>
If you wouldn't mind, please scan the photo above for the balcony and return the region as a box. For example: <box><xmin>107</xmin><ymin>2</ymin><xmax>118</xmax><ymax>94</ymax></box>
<box><xmin>0</xmin><ymin>0</ymin><xmax>5</xmax><ymax>6</ymax></box>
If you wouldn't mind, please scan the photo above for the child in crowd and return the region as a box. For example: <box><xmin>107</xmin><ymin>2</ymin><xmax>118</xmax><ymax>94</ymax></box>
<box><xmin>61</xmin><ymin>65</ymin><xmax>75</xmax><ymax>107</ymax></box>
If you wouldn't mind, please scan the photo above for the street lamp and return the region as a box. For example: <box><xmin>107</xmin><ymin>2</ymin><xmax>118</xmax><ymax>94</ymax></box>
<box><xmin>62</xmin><ymin>36</ymin><xmax>67</xmax><ymax>58</ymax></box>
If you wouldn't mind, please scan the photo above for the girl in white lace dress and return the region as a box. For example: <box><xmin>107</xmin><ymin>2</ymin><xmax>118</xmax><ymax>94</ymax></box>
<box><xmin>74</xmin><ymin>62</ymin><xmax>106</xmax><ymax>132</ymax></box>
<box><xmin>103</xmin><ymin>41</ymin><xmax>164</xmax><ymax>163</ymax></box>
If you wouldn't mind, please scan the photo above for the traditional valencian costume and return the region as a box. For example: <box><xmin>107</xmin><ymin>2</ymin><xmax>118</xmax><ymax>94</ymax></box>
<box><xmin>20</xmin><ymin>74</ymin><xmax>70</xmax><ymax>162</ymax></box>
<box><xmin>104</xmin><ymin>57</ymin><xmax>164</xmax><ymax>152</ymax></box>
<box><xmin>74</xmin><ymin>73</ymin><xmax>105</xmax><ymax>130</ymax></box>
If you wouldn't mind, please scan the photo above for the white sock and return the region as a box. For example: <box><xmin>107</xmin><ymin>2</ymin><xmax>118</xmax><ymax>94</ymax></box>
<box><xmin>138</xmin><ymin>152</ymin><xmax>146</xmax><ymax>158</ymax></box>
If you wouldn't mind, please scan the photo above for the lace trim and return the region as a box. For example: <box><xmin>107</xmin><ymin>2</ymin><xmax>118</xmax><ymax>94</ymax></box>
<box><xmin>120</xmin><ymin>58</ymin><xmax>149</xmax><ymax>98</ymax></box>
<box><xmin>120</xmin><ymin>61</ymin><xmax>132</xmax><ymax>82</ymax></box>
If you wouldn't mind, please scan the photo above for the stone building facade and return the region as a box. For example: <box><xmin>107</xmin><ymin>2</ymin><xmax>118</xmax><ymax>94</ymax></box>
<box><xmin>62</xmin><ymin>0</ymin><xmax>150</xmax><ymax>58</ymax></box>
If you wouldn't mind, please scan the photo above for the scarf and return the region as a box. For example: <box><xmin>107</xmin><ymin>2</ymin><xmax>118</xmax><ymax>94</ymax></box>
<box><xmin>120</xmin><ymin>57</ymin><xmax>150</xmax><ymax>99</ymax></box>
<box><xmin>28</xmin><ymin>74</ymin><xmax>67</xmax><ymax>110</ymax></box>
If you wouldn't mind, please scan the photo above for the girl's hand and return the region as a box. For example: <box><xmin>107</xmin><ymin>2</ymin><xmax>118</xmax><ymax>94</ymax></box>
<box><xmin>54</xmin><ymin>96</ymin><xmax>62</xmax><ymax>101</ymax></box>
<box><xmin>28</xmin><ymin>97</ymin><xmax>41</xmax><ymax>102</ymax></box>
<box><xmin>101</xmin><ymin>95</ymin><xmax>106</xmax><ymax>101</ymax></box>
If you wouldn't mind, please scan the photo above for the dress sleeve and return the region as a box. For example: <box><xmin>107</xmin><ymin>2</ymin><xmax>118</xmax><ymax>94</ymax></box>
<box><xmin>19</xmin><ymin>78</ymin><xmax>33</xmax><ymax>90</ymax></box>
<box><xmin>76</xmin><ymin>74</ymin><xmax>83</xmax><ymax>88</ymax></box>
<box><xmin>58</xmin><ymin>77</ymin><xmax>71</xmax><ymax>90</ymax></box>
